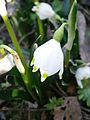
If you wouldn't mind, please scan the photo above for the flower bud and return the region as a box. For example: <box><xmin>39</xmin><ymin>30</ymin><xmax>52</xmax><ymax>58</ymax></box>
<box><xmin>53</xmin><ymin>23</ymin><xmax>68</xmax><ymax>43</ymax></box>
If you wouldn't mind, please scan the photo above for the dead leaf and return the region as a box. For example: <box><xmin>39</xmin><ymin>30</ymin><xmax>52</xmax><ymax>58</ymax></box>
<box><xmin>54</xmin><ymin>97</ymin><xmax>82</xmax><ymax>120</ymax></box>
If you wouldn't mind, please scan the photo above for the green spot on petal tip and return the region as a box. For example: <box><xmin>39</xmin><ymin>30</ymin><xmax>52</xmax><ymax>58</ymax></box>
<box><xmin>32</xmin><ymin>66</ymin><xmax>37</xmax><ymax>72</ymax></box>
<box><xmin>41</xmin><ymin>73</ymin><xmax>48</xmax><ymax>82</ymax></box>
<box><xmin>59</xmin><ymin>73</ymin><xmax>63</xmax><ymax>79</ymax></box>
<box><xmin>31</xmin><ymin>58</ymin><xmax>35</xmax><ymax>66</ymax></box>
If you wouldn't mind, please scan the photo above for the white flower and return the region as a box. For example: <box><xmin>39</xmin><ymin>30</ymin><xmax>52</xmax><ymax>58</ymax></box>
<box><xmin>6</xmin><ymin>0</ymin><xmax>12</xmax><ymax>2</ymax></box>
<box><xmin>32</xmin><ymin>2</ymin><xmax>58</xmax><ymax>28</ymax></box>
<box><xmin>31</xmin><ymin>39</ymin><xmax>64</xmax><ymax>82</ymax></box>
<box><xmin>0</xmin><ymin>0</ymin><xmax>7</xmax><ymax>16</ymax></box>
<box><xmin>32</xmin><ymin>2</ymin><xmax>55</xmax><ymax>20</ymax></box>
<box><xmin>75</xmin><ymin>66</ymin><xmax>90</xmax><ymax>88</ymax></box>
<box><xmin>0</xmin><ymin>54</ymin><xmax>15</xmax><ymax>75</ymax></box>
<box><xmin>0</xmin><ymin>52</ymin><xmax>25</xmax><ymax>75</ymax></box>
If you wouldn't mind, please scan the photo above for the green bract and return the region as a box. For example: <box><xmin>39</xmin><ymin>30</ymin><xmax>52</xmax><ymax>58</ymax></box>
<box><xmin>53</xmin><ymin>22</ymin><xmax>68</xmax><ymax>43</ymax></box>
<box><xmin>66</xmin><ymin>0</ymin><xmax>77</xmax><ymax>50</ymax></box>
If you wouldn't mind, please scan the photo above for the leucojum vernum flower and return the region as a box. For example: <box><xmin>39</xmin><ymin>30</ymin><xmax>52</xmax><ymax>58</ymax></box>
<box><xmin>31</xmin><ymin>23</ymin><xmax>67</xmax><ymax>82</ymax></box>
<box><xmin>32</xmin><ymin>2</ymin><xmax>58</xmax><ymax>28</ymax></box>
<box><xmin>0</xmin><ymin>45</ymin><xmax>25</xmax><ymax>75</ymax></box>
<box><xmin>31</xmin><ymin>39</ymin><xmax>63</xmax><ymax>82</ymax></box>
<box><xmin>75</xmin><ymin>66</ymin><xmax>90</xmax><ymax>88</ymax></box>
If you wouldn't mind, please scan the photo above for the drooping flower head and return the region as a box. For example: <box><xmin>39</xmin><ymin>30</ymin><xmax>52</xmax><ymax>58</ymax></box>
<box><xmin>31</xmin><ymin>23</ymin><xmax>68</xmax><ymax>82</ymax></box>
<box><xmin>31</xmin><ymin>39</ymin><xmax>64</xmax><ymax>82</ymax></box>
<box><xmin>75</xmin><ymin>66</ymin><xmax>90</xmax><ymax>88</ymax></box>
<box><xmin>32</xmin><ymin>2</ymin><xmax>58</xmax><ymax>28</ymax></box>
<box><xmin>32</xmin><ymin>2</ymin><xmax>55</xmax><ymax>20</ymax></box>
<box><xmin>0</xmin><ymin>45</ymin><xmax>25</xmax><ymax>75</ymax></box>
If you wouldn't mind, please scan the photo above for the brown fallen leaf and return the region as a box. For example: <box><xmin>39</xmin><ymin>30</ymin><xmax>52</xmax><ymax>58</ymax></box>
<box><xmin>54</xmin><ymin>97</ymin><xmax>82</xmax><ymax>120</ymax></box>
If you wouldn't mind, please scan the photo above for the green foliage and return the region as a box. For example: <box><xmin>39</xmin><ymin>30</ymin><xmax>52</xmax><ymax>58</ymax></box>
<box><xmin>0</xmin><ymin>0</ymin><xmax>84</xmax><ymax>108</ymax></box>
<box><xmin>71</xmin><ymin>29</ymin><xmax>79</xmax><ymax>60</ymax></box>
<box><xmin>61</xmin><ymin>0</ymin><xmax>70</xmax><ymax>17</ymax></box>
<box><xmin>66</xmin><ymin>0</ymin><xmax>77</xmax><ymax>50</ymax></box>
<box><xmin>51</xmin><ymin>0</ymin><xmax>61</xmax><ymax>13</ymax></box>
<box><xmin>0</xmin><ymin>87</ymin><xmax>30</xmax><ymax>101</ymax></box>
<box><xmin>44</xmin><ymin>97</ymin><xmax>63</xmax><ymax>112</ymax></box>
<box><xmin>78</xmin><ymin>78</ymin><xmax>90</xmax><ymax>107</ymax></box>
<box><xmin>61</xmin><ymin>0</ymin><xmax>74</xmax><ymax>17</ymax></box>
<box><xmin>53</xmin><ymin>23</ymin><xmax>67</xmax><ymax>42</ymax></box>
<box><xmin>0</xmin><ymin>67</ymin><xmax>31</xmax><ymax>101</ymax></box>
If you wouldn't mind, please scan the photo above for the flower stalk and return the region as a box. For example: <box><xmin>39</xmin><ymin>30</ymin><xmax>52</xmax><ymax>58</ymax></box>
<box><xmin>37</xmin><ymin>16</ymin><xmax>44</xmax><ymax>40</ymax></box>
<box><xmin>65</xmin><ymin>0</ymin><xmax>77</xmax><ymax>69</ymax></box>
<box><xmin>32</xmin><ymin>0</ymin><xmax>44</xmax><ymax>40</ymax></box>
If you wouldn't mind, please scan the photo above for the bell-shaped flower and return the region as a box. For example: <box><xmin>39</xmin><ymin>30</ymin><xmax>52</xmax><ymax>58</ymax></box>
<box><xmin>31</xmin><ymin>39</ymin><xmax>64</xmax><ymax>82</ymax></box>
<box><xmin>75</xmin><ymin>66</ymin><xmax>90</xmax><ymax>88</ymax></box>
<box><xmin>0</xmin><ymin>45</ymin><xmax>25</xmax><ymax>75</ymax></box>
<box><xmin>0</xmin><ymin>54</ymin><xmax>15</xmax><ymax>75</ymax></box>
<box><xmin>32</xmin><ymin>2</ymin><xmax>58</xmax><ymax>28</ymax></box>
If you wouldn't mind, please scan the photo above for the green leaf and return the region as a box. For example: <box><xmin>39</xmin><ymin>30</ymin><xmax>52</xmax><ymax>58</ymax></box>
<box><xmin>66</xmin><ymin>0</ymin><xmax>77</xmax><ymax>50</ymax></box>
<box><xmin>61</xmin><ymin>0</ymin><xmax>70</xmax><ymax>17</ymax></box>
<box><xmin>51</xmin><ymin>0</ymin><xmax>61</xmax><ymax>13</ymax></box>
<box><xmin>71</xmin><ymin>29</ymin><xmax>79</xmax><ymax>60</ymax></box>
<box><xmin>78</xmin><ymin>78</ymin><xmax>90</xmax><ymax>107</ymax></box>
<box><xmin>8</xmin><ymin>67</ymin><xmax>25</xmax><ymax>87</ymax></box>
<box><xmin>44</xmin><ymin>97</ymin><xmax>63</xmax><ymax>111</ymax></box>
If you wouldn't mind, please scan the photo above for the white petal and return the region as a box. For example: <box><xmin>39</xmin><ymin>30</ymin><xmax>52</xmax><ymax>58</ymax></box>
<box><xmin>30</xmin><ymin>58</ymin><xmax>35</xmax><ymax>66</ymax></box>
<box><xmin>36</xmin><ymin>3</ymin><xmax>55</xmax><ymax>20</ymax></box>
<box><xmin>35</xmin><ymin>2</ymin><xmax>39</xmax><ymax>5</ymax></box>
<box><xmin>40</xmin><ymin>69</ymin><xmax>48</xmax><ymax>82</ymax></box>
<box><xmin>32</xmin><ymin>6</ymin><xmax>38</xmax><ymax>12</ymax></box>
<box><xmin>33</xmin><ymin>39</ymin><xmax>64</xmax><ymax>78</ymax></box>
<box><xmin>0</xmin><ymin>54</ymin><xmax>15</xmax><ymax>75</ymax></box>
<box><xmin>77</xmin><ymin>80</ymin><xmax>83</xmax><ymax>88</ymax></box>
<box><xmin>6</xmin><ymin>0</ymin><xmax>12</xmax><ymax>2</ymax></box>
<box><xmin>41</xmin><ymin>76</ymin><xmax>46</xmax><ymax>82</ymax></box>
<box><xmin>0</xmin><ymin>0</ymin><xmax>7</xmax><ymax>16</ymax></box>
<box><xmin>12</xmin><ymin>52</ymin><xmax>25</xmax><ymax>74</ymax></box>
<box><xmin>75</xmin><ymin>66</ymin><xmax>90</xmax><ymax>88</ymax></box>
<box><xmin>58</xmin><ymin>57</ymin><xmax>64</xmax><ymax>79</ymax></box>
<box><xmin>32</xmin><ymin>65</ymin><xmax>38</xmax><ymax>72</ymax></box>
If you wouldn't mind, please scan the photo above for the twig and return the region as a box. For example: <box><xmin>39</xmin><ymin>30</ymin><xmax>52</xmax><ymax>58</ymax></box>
<box><xmin>56</xmin><ymin>82</ymin><xmax>67</xmax><ymax>97</ymax></box>
<box><xmin>19</xmin><ymin>30</ymin><xmax>34</xmax><ymax>44</ymax></box>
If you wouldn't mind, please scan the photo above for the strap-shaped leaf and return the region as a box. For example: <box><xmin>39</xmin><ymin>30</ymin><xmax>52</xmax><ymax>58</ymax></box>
<box><xmin>66</xmin><ymin>0</ymin><xmax>77</xmax><ymax>50</ymax></box>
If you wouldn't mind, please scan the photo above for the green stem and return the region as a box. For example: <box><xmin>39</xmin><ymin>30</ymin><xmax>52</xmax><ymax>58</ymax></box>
<box><xmin>2</xmin><ymin>15</ymin><xmax>26</xmax><ymax>69</ymax></box>
<box><xmin>37</xmin><ymin>15</ymin><xmax>44</xmax><ymax>40</ymax></box>
<box><xmin>2</xmin><ymin>15</ymin><xmax>38</xmax><ymax>101</ymax></box>
<box><xmin>32</xmin><ymin>0</ymin><xmax>38</xmax><ymax>2</ymax></box>
<box><xmin>32</xmin><ymin>0</ymin><xmax>44</xmax><ymax>40</ymax></box>
<box><xmin>65</xmin><ymin>49</ymin><xmax>70</xmax><ymax>69</ymax></box>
